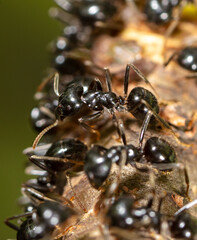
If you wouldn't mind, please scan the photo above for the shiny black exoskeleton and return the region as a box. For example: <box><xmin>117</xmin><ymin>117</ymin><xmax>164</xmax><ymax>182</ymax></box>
<box><xmin>6</xmin><ymin>201</ymin><xmax>76</xmax><ymax>240</ymax></box>
<box><xmin>169</xmin><ymin>212</ymin><xmax>196</xmax><ymax>239</ymax></box>
<box><xmin>24</xmin><ymin>172</ymin><xmax>67</xmax><ymax>195</ymax></box>
<box><xmin>144</xmin><ymin>0</ymin><xmax>180</xmax><ymax>25</ymax></box>
<box><xmin>165</xmin><ymin>47</ymin><xmax>197</xmax><ymax>78</ymax></box>
<box><xmin>16</xmin><ymin>218</ymin><xmax>47</xmax><ymax>240</ymax></box>
<box><xmin>144</xmin><ymin>137</ymin><xmax>177</xmax><ymax>164</ymax></box>
<box><xmin>54</xmin><ymin>0</ymin><xmax>119</xmax><ymax>26</ymax></box>
<box><xmin>33</xmin><ymin>64</ymin><xmax>167</xmax><ymax>149</ymax></box>
<box><xmin>55</xmin><ymin>64</ymin><xmax>159</xmax><ymax>125</ymax></box>
<box><xmin>107</xmin><ymin>196</ymin><xmax>160</xmax><ymax>231</ymax></box>
<box><xmin>177</xmin><ymin>47</ymin><xmax>197</xmax><ymax>72</ymax></box>
<box><xmin>30</xmin><ymin>138</ymin><xmax>88</xmax><ymax>173</ymax></box>
<box><xmin>84</xmin><ymin>136</ymin><xmax>177</xmax><ymax>189</ymax></box>
<box><xmin>30</xmin><ymin>100</ymin><xmax>57</xmax><ymax>132</ymax></box>
<box><xmin>55</xmin><ymin>76</ymin><xmax>103</xmax><ymax>120</ymax></box>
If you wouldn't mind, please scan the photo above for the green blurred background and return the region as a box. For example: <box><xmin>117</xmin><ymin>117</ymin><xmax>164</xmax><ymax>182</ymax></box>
<box><xmin>0</xmin><ymin>1</ymin><xmax>62</xmax><ymax>238</ymax></box>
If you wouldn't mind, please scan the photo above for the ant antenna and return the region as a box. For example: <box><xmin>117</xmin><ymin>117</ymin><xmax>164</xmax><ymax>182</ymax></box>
<box><xmin>104</xmin><ymin>67</ymin><xmax>112</xmax><ymax>92</ymax></box>
<box><xmin>164</xmin><ymin>51</ymin><xmax>179</xmax><ymax>67</ymax></box>
<box><xmin>32</xmin><ymin>120</ymin><xmax>59</xmax><ymax>149</ymax></box>
<box><xmin>125</xmin><ymin>63</ymin><xmax>159</xmax><ymax>98</ymax></box>
<box><xmin>54</xmin><ymin>72</ymin><xmax>60</xmax><ymax>97</ymax></box>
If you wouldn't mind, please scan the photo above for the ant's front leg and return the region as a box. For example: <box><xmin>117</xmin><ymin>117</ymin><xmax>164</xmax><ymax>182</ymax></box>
<box><xmin>5</xmin><ymin>212</ymin><xmax>34</xmax><ymax>231</ymax></box>
<box><xmin>78</xmin><ymin>110</ymin><xmax>103</xmax><ymax>139</ymax></box>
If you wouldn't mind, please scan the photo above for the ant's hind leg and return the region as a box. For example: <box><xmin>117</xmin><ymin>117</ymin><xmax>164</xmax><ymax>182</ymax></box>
<box><xmin>140</xmin><ymin>99</ymin><xmax>193</xmax><ymax>148</ymax></box>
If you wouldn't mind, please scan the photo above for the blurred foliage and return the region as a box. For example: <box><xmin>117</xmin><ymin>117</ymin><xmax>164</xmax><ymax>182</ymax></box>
<box><xmin>0</xmin><ymin>0</ymin><xmax>61</xmax><ymax>238</ymax></box>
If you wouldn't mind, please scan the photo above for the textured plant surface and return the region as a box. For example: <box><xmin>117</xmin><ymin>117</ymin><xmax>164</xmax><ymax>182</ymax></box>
<box><xmin>5</xmin><ymin>1</ymin><xmax>197</xmax><ymax>239</ymax></box>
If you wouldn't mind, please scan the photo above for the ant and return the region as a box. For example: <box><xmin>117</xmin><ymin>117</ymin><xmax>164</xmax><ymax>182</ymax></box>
<box><xmin>107</xmin><ymin>194</ymin><xmax>197</xmax><ymax>239</ymax></box>
<box><xmin>53</xmin><ymin>0</ymin><xmax>126</xmax><ymax>30</ymax></box>
<box><xmin>84</xmin><ymin>121</ymin><xmax>182</xmax><ymax>190</ymax></box>
<box><xmin>5</xmin><ymin>194</ymin><xmax>76</xmax><ymax>240</ymax></box>
<box><xmin>23</xmin><ymin>163</ymin><xmax>67</xmax><ymax>195</ymax></box>
<box><xmin>106</xmin><ymin>195</ymin><xmax>161</xmax><ymax>232</ymax></box>
<box><xmin>30</xmin><ymin>99</ymin><xmax>57</xmax><ymax>132</ymax></box>
<box><xmin>143</xmin><ymin>0</ymin><xmax>197</xmax><ymax>56</ymax></box>
<box><xmin>33</xmin><ymin>63</ymin><xmax>181</xmax><ymax>149</ymax></box>
<box><xmin>164</xmin><ymin>46</ymin><xmax>197</xmax><ymax>78</ymax></box>
<box><xmin>26</xmin><ymin>138</ymin><xmax>88</xmax><ymax>212</ymax></box>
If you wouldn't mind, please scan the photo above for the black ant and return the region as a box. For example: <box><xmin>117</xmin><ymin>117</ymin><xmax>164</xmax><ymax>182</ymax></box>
<box><xmin>84</xmin><ymin>121</ymin><xmax>180</xmax><ymax>190</ymax></box>
<box><xmin>23</xmin><ymin>163</ymin><xmax>67</xmax><ymax>195</ymax></box>
<box><xmin>30</xmin><ymin>99</ymin><xmax>57</xmax><ymax>132</ymax></box>
<box><xmin>53</xmin><ymin>0</ymin><xmax>126</xmax><ymax>30</ymax></box>
<box><xmin>107</xmin><ymin>195</ymin><xmax>197</xmax><ymax>239</ymax></box>
<box><xmin>106</xmin><ymin>195</ymin><xmax>161</xmax><ymax>233</ymax></box>
<box><xmin>143</xmin><ymin>0</ymin><xmax>196</xmax><ymax>56</ymax></box>
<box><xmin>144</xmin><ymin>0</ymin><xmax>181</xmax><ymax>25</ymax></box>
<box><xmin>5</xmin><ymin>197</ymin><xmax>76</xmax><ymax>240</ymax></box>
<box><xmin>164</xmin><ymin>46</ymin><xmax>197</xmax><ymax>78</ymax></box>
<box><xmin>28</xmin><ymin>138</ymin><xmax>87</xmax><ymax>173</ymax></box>
<box><xmin>33</xmin><ymin>63</ymin><xmax>181</xmax><ymax>149</ymax></box>
<box><xmin>26</xmin><ymin>138</ymin><xmax>88</xmax><ymax>212</ymax></box>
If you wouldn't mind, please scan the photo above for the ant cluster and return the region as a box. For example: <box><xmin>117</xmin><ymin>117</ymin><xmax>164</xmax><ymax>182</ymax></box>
<box><xmin>6</xmin><ymin>0</ymin><xmax>197</xmax><ymax>239</ymax></box>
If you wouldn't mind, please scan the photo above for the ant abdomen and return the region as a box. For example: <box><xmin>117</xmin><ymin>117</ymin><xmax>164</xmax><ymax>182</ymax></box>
<box><xmin>144</xmin><ymin>137</ymin><xmax>177</xmax><ymax>164</ymax></box>
<box><xmin>44</xmin><ymin>138</ymin><xmax>88</xmax><ymax>172</ymax></box>
<box><xmin>84</xmin><ymin>145</ymin><xmax>110</xmax><ymax>189</ymax></box>
<box><xmin>127</xmin><ymin>87</ymin><xmax>159</xmax><ymax>122</ymax></box>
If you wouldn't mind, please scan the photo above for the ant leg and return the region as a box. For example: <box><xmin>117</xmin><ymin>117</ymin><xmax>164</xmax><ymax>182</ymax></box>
<box><xmin>24</xmin><ymin>165</ymin><xmax>47</xmax><ymax>176</ymax></box>
<box><xmin>140</xmin><ymin>99</ymin><xmax>193</xmax><ymax>148</ymax></box>
<box><xmin>163</xmin><ymin>11</ymin><xmax>181</xmax><ymax>59</ymax></box>
<box><xmin>164</xmin><ymin>51</ymin><xmax>179</xmax><ymax>67</ymax></box>
<box><xmin>5</xmin><ymin>212</ymin><xmax>34</xmax><ymax>231</ymax></box>
<box><xmin>66</xmin><ymin>174</ymin><xmax>87</xmax><ymax>213</ymax></box>
<box><xmin>138</xmin><ymin>111</ymin><xmax>152</xmax><ymax>148</ymax></box>
<box><xmin>110</xmin><ymin>108</ymin><xmax>127</xmax><ymax>145</ymax></box>
<box><xmin>185</xmin><ymin>73</ymin><xmax>197</xmax><ymax>79</ymax></box>
<box><xmin>21</xmin><ymin>186</ymin><xmax>56</xmax><ymax>203</ymax></box>
<box><xmin>30</xmin><ymin>155</ymin><xmax>84</xmax><ymax>173</ymax></box>
<box><xmin>53</xmin><ymin>72</ymin><xmax>60</xmax><ymax>97</ymax></box>
<box><xmin>29</xmin><ymin>155</ymin><xmax>54</xmax><ymax>174</ymax></box>
<box><xmin>32</xmin><ymin>120</ymin><xmax>59</xmax><ymax>149</ymax></box>
<box><xmin>95</xmin><ymin>77</ymin><xmax>103</xmax><ymax>91</ymax></box>
<box><xmin>79</xmin><ymin>111</ymin><xmax>103</xmax><ymax>138</ymax></box>
<box><xmin>151</xmin><ymin>162</ymin><xmax>182</xmax><ymax>171</ymax></box>
<box><xmin>125</xmin><ymin>63</ymin><xmax>159</xmax><ymax>98</ymax></box>
<box><xmin>152</xmin><ymin>162</ymin><xmax>190</xmax><ymax>199</ymax></box>
<box><xmin>183</xmin><ymin>166</ymin><xmax>190</xmax><ymax>200</ymax></box>
<box><xmin>21</xmin><ymin>186</ymin><xmax>74</xmax><ymax>208</ymax></box>
<box><xmin>107</xmin><ymin>149</ymin><xmax>127</xmax><ymax>197</ymax></box>
<box><xmin>104</xmin><ymin>67</ymin><xmax>112</xmax><ymax>92</ymax></box>
<box><xmin>49</xmin><ymin>6</ymin><xmax>73</xmax><ymax>24</ymax></box>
